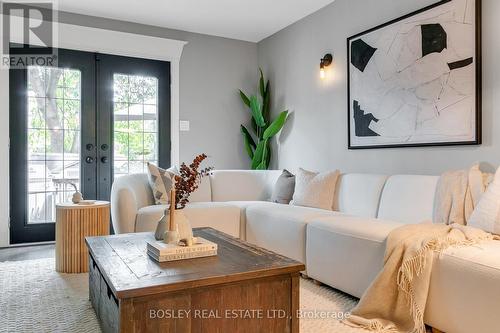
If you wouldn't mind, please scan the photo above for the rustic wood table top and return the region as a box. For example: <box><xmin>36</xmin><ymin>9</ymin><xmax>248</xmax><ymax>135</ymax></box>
<box><xmin>85</xmin><ymin>227</ymin><xmax>305</xmax><ymax>299</ymax></box>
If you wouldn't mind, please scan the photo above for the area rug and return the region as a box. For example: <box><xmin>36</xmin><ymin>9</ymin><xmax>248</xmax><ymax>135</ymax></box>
<box><xmin>0</xmin><ymin>258</ymin><xmax>363</xmax><ymax>332</ymax></box>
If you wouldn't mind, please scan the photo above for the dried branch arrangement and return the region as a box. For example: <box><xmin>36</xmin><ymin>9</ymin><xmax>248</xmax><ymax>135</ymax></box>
<box><xmin>174</xmin><ymin>153</ymin><xmax>213</xmax><ymax>209</ymax></box>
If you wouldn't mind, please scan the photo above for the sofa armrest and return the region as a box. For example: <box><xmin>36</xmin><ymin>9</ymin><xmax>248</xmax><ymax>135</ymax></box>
<box><xmin>110</xmin><ymin>173</ymin><xmax>154</xmax><ymax>234</ymax></box>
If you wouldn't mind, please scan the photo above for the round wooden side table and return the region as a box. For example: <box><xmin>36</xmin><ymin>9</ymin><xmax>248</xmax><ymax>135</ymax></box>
<box><xmin>55</xmin><ymin>201</ymin><xmax>110</xmax><ymax>273</ymax></box>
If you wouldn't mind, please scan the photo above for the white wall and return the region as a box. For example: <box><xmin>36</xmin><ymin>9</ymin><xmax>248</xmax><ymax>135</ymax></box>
<box><xmin>258</xmin><ymin>0</ymin><xmax>500</xmax><ymax>175</ymax></box>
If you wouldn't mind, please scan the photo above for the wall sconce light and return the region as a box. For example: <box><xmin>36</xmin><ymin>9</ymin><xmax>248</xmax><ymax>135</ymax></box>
<box><xmin>320</xmin><ymin>53</ymin><xmax>333</xmax><ymax>79</ymax></box>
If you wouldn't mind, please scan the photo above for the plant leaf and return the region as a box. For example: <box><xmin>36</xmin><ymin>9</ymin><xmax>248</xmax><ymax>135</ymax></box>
<box><xmin>240</xmin><ymin>125</ymin><xmax>256</xmax><ymax>148</ymax></box>
<box><xmin>239</xmin><ymin>89</ymin><xmax>250</xmax><ymax>107</ymax></box>
<box><xmin>263</xmin><ymin>111</ymin><xmax>288</xmax><ymax>139</ymax></box>
<box><xmin>256</xmin><ymin>160</ymin><xmax>268</xmax><ymax>170</ymax></box>
<box><xmin>265</xmin><ymin>142</ymin><xmax>271</xmax><ymax>167</ymax></box>
<box><xmin>251</xmin><ymin>117</ymin><xmax>258</xmax><ymax>133</ymax></box>
<box><xmin>249</xmin><ymin>95</ymin><xmax>266</xmax><ymax>128</ymax></box>
<box><xmin>259</xmin><ymin>68</ymin><xmax>265</xmax><ymax>99</ymax></box>
<box><xmin>262</xmin><ymin>80</ymin><xmax>270</xmax><ymax>119</ymax></box>
<box><xmin>251</xmin><ymin>139</ymin><xmax>267</xmax><ymax>170</ymax></box>
<box><xmin>240</xmin><ymin>125</ymin><xmax>256</xmax><ymax>159</ymax></box>
<box><xmin>257</xmin><ymin>140</ymin><xmax>270</xmax><ymax>170</ymax></box>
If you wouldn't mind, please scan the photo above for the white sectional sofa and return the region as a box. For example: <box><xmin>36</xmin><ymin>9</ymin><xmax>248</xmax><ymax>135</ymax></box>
<box><xmin>111</xmin><ymin>170</ymin><xmax>500</xmax><ymax>333</ymax></box>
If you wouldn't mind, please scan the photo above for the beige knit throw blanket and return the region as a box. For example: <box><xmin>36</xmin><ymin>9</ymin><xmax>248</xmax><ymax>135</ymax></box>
<box><xmin>344</xmin><ymin>223</ymin><xmax>497</xmax><ymax>333</ymax></box>
<box><xmin>433</xmin><ymin>164</ymin><xmax>493</xmax><ymax>225</ymax></box>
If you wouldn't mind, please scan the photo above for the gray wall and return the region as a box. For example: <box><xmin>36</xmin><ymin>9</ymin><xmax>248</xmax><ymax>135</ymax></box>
<box><xmin>56</xmin><ymin>11</ymin><xmax>258</xmax><ymax>169</ymax></box>
<box><xmin>258</xmin><ymin>0</ymin><xmax>500</xmax><ymax>175</ymax></box>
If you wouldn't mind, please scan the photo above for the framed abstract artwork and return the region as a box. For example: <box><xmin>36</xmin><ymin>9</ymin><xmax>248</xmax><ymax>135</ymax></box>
<box><xmin>347</xmin><ymin>0</ymin><xmax>481</xmax><ymax>149</ymax></box>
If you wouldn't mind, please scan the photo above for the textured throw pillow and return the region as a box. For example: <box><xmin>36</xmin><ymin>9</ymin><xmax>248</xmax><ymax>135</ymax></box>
<box><xmin>271</xmin><ymin>169</ymin><xmax>295</xmax><ymax>204</ymax></box>
<box><xmin>146</xmin><ymin>163</ymin><xmax>176</xmax><ymax>205</ymax></box>
<box><xmin>290</xmin><ymin>168</ymin><xmax>340</xmax><ymax>210</ymax></box>
<box><xmin>468</xmin><ymin>167</ymin><xmax>500</xmax><ymax>235</ymax></box>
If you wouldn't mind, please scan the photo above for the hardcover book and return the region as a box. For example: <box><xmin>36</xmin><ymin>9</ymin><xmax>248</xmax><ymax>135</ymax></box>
<box><xmin>146</xmin><ymin>237</ymin><xmax>217</xmax><ymax>258</ymax></box>
<box><xmin>147</xmin><ymin>248</ymin><xmax>217</xmax><ymax>262</ymax></box>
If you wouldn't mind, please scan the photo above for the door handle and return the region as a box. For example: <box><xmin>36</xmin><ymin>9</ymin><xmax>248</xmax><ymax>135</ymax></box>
<box><xmin>101</xmin><ymin>156</ymin><xmax>108</xmax><ymax>163</ymax></box>
<box><xmin>85</xmin><ymin>156</ymin><xmax>94</xmax><ymax>164</ymax></box>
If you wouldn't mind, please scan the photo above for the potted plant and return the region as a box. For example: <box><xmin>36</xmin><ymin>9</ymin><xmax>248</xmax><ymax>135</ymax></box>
<box><xmin>239</xmin><ymin>69</ymin><xmax>289</xmax><ymax>170</ymax></box>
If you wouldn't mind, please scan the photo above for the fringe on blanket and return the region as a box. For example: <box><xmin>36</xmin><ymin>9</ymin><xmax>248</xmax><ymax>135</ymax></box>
<box><xmin>396</xmin><ymin>233</ymin><xmax>496</xmax><ymax>333</ymax></box>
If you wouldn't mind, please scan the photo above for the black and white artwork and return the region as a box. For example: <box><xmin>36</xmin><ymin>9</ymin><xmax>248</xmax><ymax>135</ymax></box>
<box><xmin>348</xmin><ymin>0</ymin><xmax>481</xmax><ymax>149</ymax></box>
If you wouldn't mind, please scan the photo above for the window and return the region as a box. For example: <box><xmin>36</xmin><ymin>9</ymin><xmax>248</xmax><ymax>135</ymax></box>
<box><xmin>27</xmin><ymin>66</ymin><xmax>81</xmax><ymax>223</ymax></box>
<box><xmin>113</xmin><ymin>74</ymin><xmax>159</xmax><ymax>177</ymax></box>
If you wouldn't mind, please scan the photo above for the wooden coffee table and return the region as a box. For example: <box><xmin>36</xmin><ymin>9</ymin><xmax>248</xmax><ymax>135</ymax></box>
<box><xmin>85</xmin><ymin>227</ymin><xmax>305</xmax><ymax>333</ymax></box>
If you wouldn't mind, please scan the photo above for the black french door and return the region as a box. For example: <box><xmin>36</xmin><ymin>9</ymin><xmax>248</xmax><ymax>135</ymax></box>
<box><xmin>9</xmin><ymin>47</ymin><xmax>170</xmax><ymax>244</ymax></box>
<box><xmin>96</xmin><ymin>54</ymin><xmax>171</xmax><ymax>200</ymax></box>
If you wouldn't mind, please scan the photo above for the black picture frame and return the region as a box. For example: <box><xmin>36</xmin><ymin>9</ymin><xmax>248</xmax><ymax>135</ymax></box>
<box><xmin>347</xmin><ymin>0</ymin><xmax>482</xmax><ymax>149</ymax></box>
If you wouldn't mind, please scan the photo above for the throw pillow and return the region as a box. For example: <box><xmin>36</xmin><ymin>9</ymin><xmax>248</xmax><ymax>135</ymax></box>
<box><xmin>147</xmin><ymin>163</ymin><xmax>177</xmax><ymax>205</ymax></box>
<box><xmin>290</xmin><ymin>168</ymin><xmax>340</xmax><ymax>210</ymax></box>
<box><xmin>271</xmin><ymin>169</ymin><xmax>295</xmax><ymax>204</ymax></box>
<box><xmin>468</xmin><ymin>167</ymin><xmax>500</xmax><ymax>235</ymax></box>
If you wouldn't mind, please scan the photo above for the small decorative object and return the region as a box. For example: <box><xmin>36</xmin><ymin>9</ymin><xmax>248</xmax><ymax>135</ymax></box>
<box><xmin>347</xmin><ymin>0</ymin><xmax>481</xmax><ymax>149</ymax></box>
<box><xmin>319</xmin><ymin>53</ymin><xmax>333</xmax><ymax>79</ymax></box>
<box><xmin>155</xmin><ymin>154</ymin><xmax>213</xmax><ymax>244</ymax></box>
<box><xmin>154</xmin><ymin>209</ymin><xmax>168</xmax><ymax>241</ymax></box>
<box><xmin>239</xmin><ymin>69</ymin><xmax>289</xmax><ymax>170</ymax></box>
<box><xmin>163</xmin><ymin>227</ymin><xmax>180</xmax><ymax>245</ymax></box>
<box><xmin>68</xmin><ymin>182</ymin><xmax>83</xmax><ymax>204</ymax></box>
<box><xmin>163</xmin><ymin>187</ymin><xmax>181</xmax><ymax>244</ymax></box>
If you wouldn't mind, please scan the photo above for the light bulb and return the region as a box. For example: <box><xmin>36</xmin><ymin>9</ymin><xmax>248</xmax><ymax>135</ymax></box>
<box><xmin>320</xmin><ymin>67</ymin><xmax>326</xmax><ymax>79</ymax></box>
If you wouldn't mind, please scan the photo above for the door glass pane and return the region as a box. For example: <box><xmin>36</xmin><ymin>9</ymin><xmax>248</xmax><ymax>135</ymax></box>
<box><xmin>27</xmin><ymin>66</ymin><xmax>81</xmax><ymax>224</ymax></box>
<box><xmin>113</xmin><ymin>74</ymin><xmax>158</xmax><ymax>178</ymax></box>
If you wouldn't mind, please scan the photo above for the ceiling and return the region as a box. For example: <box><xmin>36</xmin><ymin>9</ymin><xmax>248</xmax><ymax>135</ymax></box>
<box><xmin>57</xmin><ymin>0</ymin><xmax>336</xmax><ymax>42</ymax></box>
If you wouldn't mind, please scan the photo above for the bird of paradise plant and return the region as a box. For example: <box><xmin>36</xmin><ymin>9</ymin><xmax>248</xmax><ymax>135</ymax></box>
<box><xmin>239</xmin><ymin>69</ymin><xmax>289</xmax><ymax>170</ymax></box>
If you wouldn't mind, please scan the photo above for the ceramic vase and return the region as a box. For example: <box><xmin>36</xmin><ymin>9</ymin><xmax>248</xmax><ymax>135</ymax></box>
<box><xmin>156</xmin><ymin>209</ymin><xmax>193</xmax><ymax>244</ymax></box>
<box><xmin>154</xmin><ymin>209</ymin><xmax>168</xmax><ymax>241</ymax></box>
<box><xmin>171</xmin><ymin>209</ymin><xmax>193</xmax><ymax>241</ymax></box>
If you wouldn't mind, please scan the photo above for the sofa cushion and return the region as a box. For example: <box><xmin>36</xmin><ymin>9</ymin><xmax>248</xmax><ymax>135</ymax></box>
<box><xmin>146</xmin><ymin>163</ymin><xmax>176</xmax><ymax>205</ymax></box>
<box><xmin>291</xmin><ymin>168</ymin><xmax>340</xmax><ymax>210</ymax></box>
<box><xmin>377</xmin><ymin>175</ymin><xmax>438</xmax><ymax>224</ymax></box>
<box><xmin>224</xmin><ymin>201</ymin><xmax>263</xmax><ymax>240</ymax></box>
<box><xmin>334</xmin><ymin>174</ymin><xmax>388</xmax><ymax>218</ymax></box>
<box><xmin>135</xmin><ymin>202</ymin><xmax>241</xmax><ymax>238</ymax></box>
<box><xmin>468</xmin><ymin>167</ymin><xmax>500</xmax><ymax>235</ymax></box>
<box><xmin>306</xmin><ymin>216</ymin><xmax>404</xmax><ymax>298</ymax></box>
<box><xmin>425</xmin><ymin>240</ymin><xmax>500</xmax><ymax>333</ymax></box>
<box><xmin>270</xmin><ymin>169</ymin><xmax>295</xmax><ymax>204</ymax></box>
<box><xmin>210</xmin><ymin>170</ymin><xmax>282</xmax><ymax>202</ymax></box>
<box><xmin>245</xmin><ymin>202</ymin><xmax>340</xmax><ymax>266</ymax></box>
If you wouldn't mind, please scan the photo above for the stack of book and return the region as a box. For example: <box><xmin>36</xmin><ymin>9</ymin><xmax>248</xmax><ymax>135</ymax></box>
<box><xmin>147</xmin><ymin>237</ymin><xmax>218</xmax><ymax>262</ymax></box>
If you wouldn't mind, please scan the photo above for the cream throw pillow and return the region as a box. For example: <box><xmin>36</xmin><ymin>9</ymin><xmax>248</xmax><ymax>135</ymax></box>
<box><xmin>290</xmin><ymin>168</ymin><xmax>340</xmax><ymax>210</ymax></box>
<box><xmin>146</xmin><ymin>163</ymin><xmax>177</xmax><ymax>205</ymax></box>
<box><xmin>468</xmin><ymin>167</ymin><xmax>500</xmax><ymax>235</ymax></box>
